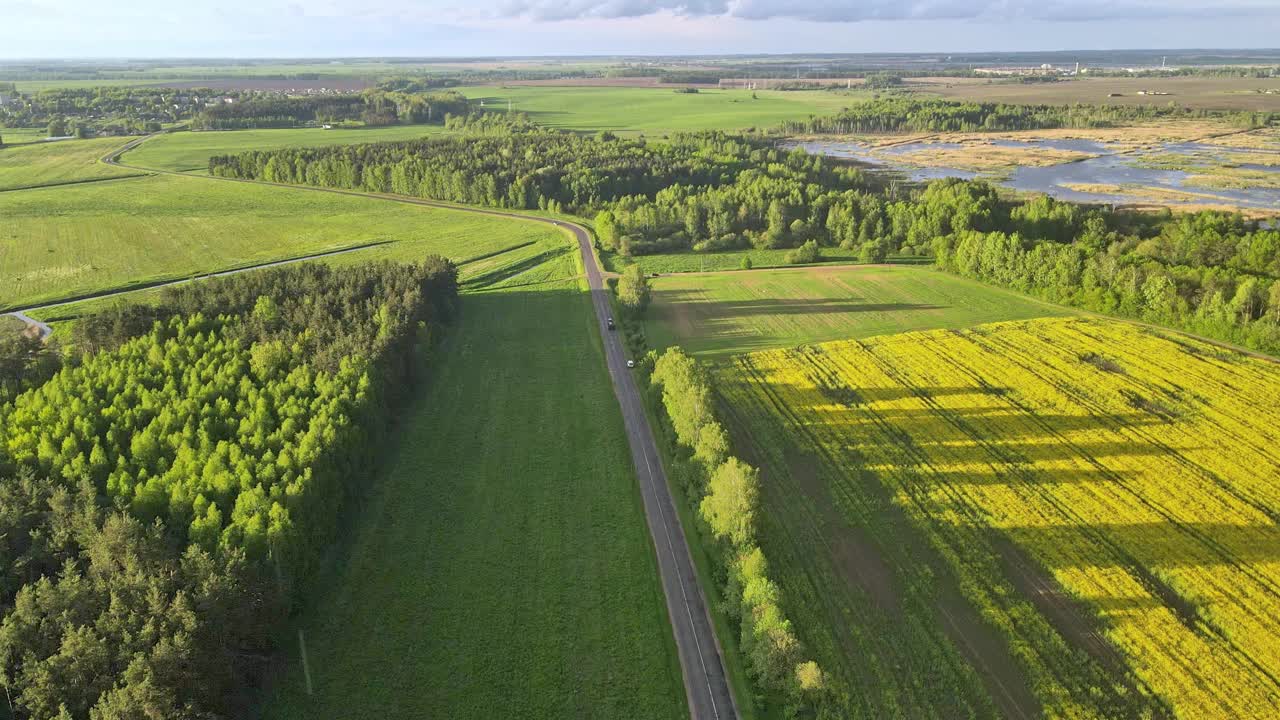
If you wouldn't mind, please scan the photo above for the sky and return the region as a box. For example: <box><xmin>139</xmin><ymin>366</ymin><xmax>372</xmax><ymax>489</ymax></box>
<box><xmin>3</xmin><ymin>0</ymin><xmax>1279</xmax><ymax>58</ymax></box>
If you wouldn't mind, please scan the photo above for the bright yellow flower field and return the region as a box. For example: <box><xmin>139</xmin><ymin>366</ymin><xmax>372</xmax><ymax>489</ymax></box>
<box><xmin>724</xmin><ymin>316</ymin><xmax>1280</xmax><ymax>718</ymax></box>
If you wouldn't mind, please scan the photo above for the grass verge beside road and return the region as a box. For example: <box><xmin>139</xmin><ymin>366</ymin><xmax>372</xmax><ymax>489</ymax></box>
<box><xmin>265</xmin><ymin>250</ymin><xmax>687</xmax><ymax>719</ymax></box>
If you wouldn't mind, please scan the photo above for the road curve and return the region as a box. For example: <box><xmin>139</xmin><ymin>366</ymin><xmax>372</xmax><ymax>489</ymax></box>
<box><xmin>6</xmin><ymin>135</ymin><xmax>740</xmax><ymax>719</ymax></box>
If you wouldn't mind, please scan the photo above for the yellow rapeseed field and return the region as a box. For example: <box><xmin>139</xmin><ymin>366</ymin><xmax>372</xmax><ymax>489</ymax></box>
<box><xmin>725</xmin><ymin>316</ymin><xmax>1280</xmax><ymax>718</ymax></box>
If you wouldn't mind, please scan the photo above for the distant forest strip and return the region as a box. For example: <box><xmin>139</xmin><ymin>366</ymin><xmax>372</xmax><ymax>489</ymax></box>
<box><xmin>0</xmin><ymin>260</ymin><xmax>458</xmax><ymax>718</ymax></box>
<box><xmin>0</xmin><ymin>85</ymin><xmax>471</xmax><ymax>134</ymax></box>
<box><xmin>208</xmin><ymin>119</ymin><xmax>1280</xmax><ymax>357</ymax></box>
<box><xmin>779</xmin><ymin>97</ymin><xmax>1279</xmax><ymax>134</ymax></box>
<box><xmin>190</xmin><ymin>89</ymin><xmax>469</xmax><ymax>130</ymax></box>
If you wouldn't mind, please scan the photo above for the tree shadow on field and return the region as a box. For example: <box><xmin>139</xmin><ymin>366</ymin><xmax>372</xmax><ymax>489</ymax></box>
<box><xmin>712</xmin><ymin>299</ymin><xmax>945</xmax><ymax>317</ymax></box>
<box><xmin>719</xmin><ymin>398</ymin><xmax>1046</xmax><ymax>720</ymax></box>
<box><xmin>720</xmin><ymin>355</ymin><xmax>1270</xmax><ymax>719</ymax></box>
<box><xmin>655</xmin><ymin>290</ymin><xmax>945</xmax><ymax>319</ymax></box>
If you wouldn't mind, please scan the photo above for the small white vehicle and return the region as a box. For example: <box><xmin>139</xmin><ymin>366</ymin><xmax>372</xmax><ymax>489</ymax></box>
<box><xmin>626</xmin><ymin>359</ymin><xmax>636</xmax><ymax>369</ymax></box>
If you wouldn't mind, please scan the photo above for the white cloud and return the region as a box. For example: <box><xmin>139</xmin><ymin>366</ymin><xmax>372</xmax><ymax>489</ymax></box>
<box><xmin>495</xmin><ymin>0</ymin><xmax>1280</xmax><ymax>23</ymax></box>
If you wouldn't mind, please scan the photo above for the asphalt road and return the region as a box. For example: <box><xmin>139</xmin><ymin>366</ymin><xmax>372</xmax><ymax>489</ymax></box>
<box><xmin>5</xmin><ymin>135</ymin><xmax>740</xmax><ymax>719</ymax></box>
<box><xmin>569</xmin><ymin>224</ymin><xmax>739</xmax><ymax>720</ymax></box>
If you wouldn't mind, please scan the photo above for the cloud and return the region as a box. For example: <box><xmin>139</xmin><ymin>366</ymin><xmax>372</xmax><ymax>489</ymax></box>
<box><xmin>495</xmin><ymin>0</ymin><xmax>1280</xmax><ymax>23</ymax></box>
<box><xmin>497</xmin><ymin>0</ymin><xmax>727</xmax><ymax>22</ymax></box>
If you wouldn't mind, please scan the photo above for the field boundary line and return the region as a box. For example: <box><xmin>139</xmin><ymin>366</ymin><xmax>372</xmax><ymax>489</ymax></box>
<box><xmin>0</xmin><ymin>172</ymin><xmax>152</xmax><ymax>193</ymax></box>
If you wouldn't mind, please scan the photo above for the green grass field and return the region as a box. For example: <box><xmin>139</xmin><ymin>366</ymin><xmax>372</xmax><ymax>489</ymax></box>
<box><xmin>0</xmin><ymin>136</ymin><xmax>144</xmax><ymax>190</ymax></box>
<box><xmin>124</xmin><ymin>125</ymin><xmax>451</xmax><ymax>173</ymax></box>
<box><xmin>0</xmin><ymin>174</ymin><xmax>562</xmax><ymax>310</ymax></box>
<box><xmin>265</xmin><ymin>248</ymin><xmax>686</xmax><ymax>719</ymax></box>
<box><xmin>455</xmin><ymin>85</ymin><xmax>858</xmax><ymax>134</ymax></box>
<box><xmin>0</xmin><ymin>128</ymin><xmax>54</xmax><ymax>145</ymax></box>
<box><xmin>645</xmin><ymin>264</ymin><xmax>1073</xmax><ymax>357</ymax></box>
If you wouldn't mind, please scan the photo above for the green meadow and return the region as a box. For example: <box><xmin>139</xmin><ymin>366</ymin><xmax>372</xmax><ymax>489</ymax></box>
<box><xmin>0</xmin><ymin>173</ymin><xmax>561</xmax><ymax>310</ymax></box>
<box><xmin>0</xmin><ymin>127</ymin><xmax>55</xmax><ymax>145</ymax></box>
<box><xmin>259</xmin><ymin>246</ymin><xmax>687</xmax><ymax>719</ymax></box>
<box><xmin>124</xmin><ymin>125</ymin><xmax>451</xmax><ymax>172</ymax></box>
<box><xmin>455</xmin><ymin>85</ymin><xmax>859</xmax><ymax>134</ymax></box>
<box><xmin>0</xmin><ymin>136</ymin><xmax>144</xmax><ymax>190</ymax></box>
<box><xmin>645</xmin><ymin>264</ymin><xmax>1073</xmax><ymax>358</ymax></box>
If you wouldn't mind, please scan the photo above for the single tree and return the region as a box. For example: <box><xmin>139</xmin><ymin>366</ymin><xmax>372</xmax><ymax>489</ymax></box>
<box><xmin>700</xmin><ymin>457</ymin><xmax>759</xmax><ymax>547</ymax></box>
<box><xmin>617</xmin><ymin>265</ymin><xmax>651</xmax><ymax>313</ymax></box>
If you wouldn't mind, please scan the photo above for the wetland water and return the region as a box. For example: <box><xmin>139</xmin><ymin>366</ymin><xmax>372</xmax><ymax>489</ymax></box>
<box><xmin>795</xmin><ymin>138</ymin><xmax>1280</xmax><ymax>210</ymax></box>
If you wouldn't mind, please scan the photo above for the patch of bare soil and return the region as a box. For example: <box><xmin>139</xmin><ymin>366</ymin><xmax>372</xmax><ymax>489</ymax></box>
<box><xmin>993</xmin><ymin>535</ymin><xmax>1128</xmax><ymax>673</ymax></box>
<box><xmin>786</xmin><ymin>447</ymin><xmax>900</xmax><ymax>613</ymax></box>
<box><xmin>934</xmin><ymin>581</ymin><xmax>1044</xmax><ymax>720</ymax></box>
<box><xmin>785</xmin><ymin>446</ymin><xmax>1041</xmax><ymax>718</ymax></box>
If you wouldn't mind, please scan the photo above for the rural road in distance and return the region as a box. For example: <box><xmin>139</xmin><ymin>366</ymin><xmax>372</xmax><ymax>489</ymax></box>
<box><xmin>4</xmin><ymin>135</ymin><xmax>740</xmax><ymax>719</ymax></box>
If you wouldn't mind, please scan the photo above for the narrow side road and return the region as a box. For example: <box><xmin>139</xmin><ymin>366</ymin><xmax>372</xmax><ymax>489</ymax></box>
<box><xmin>4</xmin><ymin>135</ymin><xmax>740</xmax><ymax>719</ymax></box>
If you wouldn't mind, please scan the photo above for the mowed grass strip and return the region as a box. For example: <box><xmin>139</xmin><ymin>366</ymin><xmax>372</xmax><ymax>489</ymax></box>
<box><xmin>646</xmin><ymin>264</ymin><xmax>1073</xmax><ymax>357</ymax></box>
<box><xmin>266</xmin><ymin>252</ymin><xmax>686</xmax><ymax>719</ymax></box>
<box><xmin>124</xmin><ymin>124</ymin><xmax>451</xmax><ymax>173</ymax></box>
<box><xmin>0</xmin><ymin>128</ymin><xmax>57</xmax><ymax>145</ymax></box>
<box><xmin>0</xmin><ymin>173</ymin><xmax>561</xmax><ymax>309</ymax></box>
<box><xmin>0</xmin><ymin>136</ymin><xmax>144</xmax><ymax>190</ymax></box>
<box><xmin>454</xmin><ymin>85</ymin><xmax>859</xmax><ymax>134</ymax></box>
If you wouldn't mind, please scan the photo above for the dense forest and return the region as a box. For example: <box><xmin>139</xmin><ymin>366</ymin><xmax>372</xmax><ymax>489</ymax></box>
<box><xmin>208</xmin><ymin>129</ymin><xmax>834</xmax><ymax>212</ymax></box>
<box><xmin>780</xmin><ymin>97</ymin><xmax>1277</xmax><ymax>134</ymax></box>
<box><xmin>931</xmin><ymin>199</ymin><xmax>1280</xmax><ymax>353</ymax></box>
<box><xmin>212</xmin><ymin>117</ymin><xmax>1280</xmax><ymax>356</ymax></box>
<box><xmin>0</xmin><ymin>260</ymin><xmax>458</xmax><ymax>718</ymax></box>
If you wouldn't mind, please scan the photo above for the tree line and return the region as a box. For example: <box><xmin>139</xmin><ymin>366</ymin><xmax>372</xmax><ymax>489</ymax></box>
<box><xmin>933</xmin><ymin>202</ymin><xmax>1280</xmax><ymax>353</ymax></box>
<box><xmin>192</xmin><ymin>89</ymin><xmax>470</xmax><ymax>130</ymax></box>
<box><xmin>208</xmin><ymin>129</ymin><xmax>785</xmax><ymax>213</ymax></box>
<box><xmin>0</xmin><ymin>260</ymin><xmax>458</xmax><ymax>718</ymax></box>
<box><xmin>779</xmin><ymin>97</ymin><xmax>1276</xmax><ymax>134</ymax></box>
<box><xmin>649</xmin><ymin>348</ymin><xmax>828</xmax><ymax>715</ymax></box>
<box><xmin>601</xmin><ymin>167</ymin><xmax>1280</xmax><ymax>354</ymax></box>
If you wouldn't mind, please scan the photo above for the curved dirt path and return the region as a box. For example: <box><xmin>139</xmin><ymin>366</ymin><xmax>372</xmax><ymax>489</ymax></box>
<box><xmin>6</xmin><ymin>134</ymin><xmax>739</xmax><ymax>720</ymax></box>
